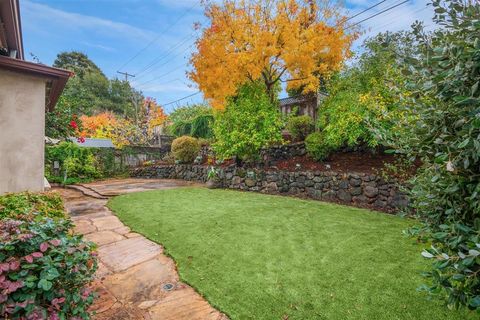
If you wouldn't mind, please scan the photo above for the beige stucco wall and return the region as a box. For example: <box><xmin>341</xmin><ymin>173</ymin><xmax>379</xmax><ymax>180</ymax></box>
<box><xmin>0</xmin><ymin>69</ymin><xmax>47</xmax><ymax>194</ymax></box>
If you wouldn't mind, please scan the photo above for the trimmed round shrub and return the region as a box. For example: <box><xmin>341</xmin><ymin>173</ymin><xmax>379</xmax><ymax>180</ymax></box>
<box><xmin>305</xmin><ymin>131</ymin><xmax>332</xmax><ymax>161</ymax></box>
<box><xmin>171</xmin><ymin>136</ymin><xmax>200</xmax><ymax>163</ymax></box>
<box><xmin>286</xmin><ymin>115</ymin><xmax>315</xmax><ymax>141</ymax></box>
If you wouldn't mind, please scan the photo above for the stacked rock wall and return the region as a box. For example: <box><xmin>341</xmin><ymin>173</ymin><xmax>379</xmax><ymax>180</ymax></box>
<box><xmin>132</xmin><ymin>164</ymin><xmax>408</xmax><ymax>212</ymax></box>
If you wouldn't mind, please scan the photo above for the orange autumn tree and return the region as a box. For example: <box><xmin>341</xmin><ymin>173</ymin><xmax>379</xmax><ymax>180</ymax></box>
<box><xmin>79</xmin><ymin>112</ymin><xmax>117</xmax><ymax>138</ymax></box>
<box><xmin>189</xmin><ymin>0</ymin><xmax>355</xmax><ymax>109</ymax></box>
<box><xmin>142</xmin><ymin>97</ymin><xmax>168</xmax><ymax>133</ymax></box>
<box><xmin>78</xmin><ymin>112</ymin><xmax>132</xmax><ymax>148</ymax></box>
<box><xmin>78</xmin><ymin>98</ymin><xmax>168</xmax><ymax>148</ymax></box>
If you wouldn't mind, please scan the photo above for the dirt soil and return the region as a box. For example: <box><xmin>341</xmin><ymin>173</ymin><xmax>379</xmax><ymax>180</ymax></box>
<box><xmin>150</xmin><ymin>151</ymin><xmax>418</xmax><ymax>179</ymax></box>
<box><xmin>270</xmin><ymin>152</ymin><xmax>397</xmax><ymax>174</ymax></box>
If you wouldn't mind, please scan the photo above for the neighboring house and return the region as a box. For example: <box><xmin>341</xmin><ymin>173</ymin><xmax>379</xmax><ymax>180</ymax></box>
<box><xmin>0</xmin><ymin>0</ymin><xmax>71</xmax><ymax>194</ymax></box>
<box><xmin>278</xmin><ymin>92</ymin><xmax>328</xmax><ymax>122</ymax></box>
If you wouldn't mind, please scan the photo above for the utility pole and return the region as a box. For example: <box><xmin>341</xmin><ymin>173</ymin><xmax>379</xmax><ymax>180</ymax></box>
<box><xmin>117</xmin><ymin>71</ymin><xmax>135</xmax><ymax>82</ymax></box>
<box><xmin>117</xmin><ymin>71</ymin><xmax>137</xmax><ymax>120</ymax></box>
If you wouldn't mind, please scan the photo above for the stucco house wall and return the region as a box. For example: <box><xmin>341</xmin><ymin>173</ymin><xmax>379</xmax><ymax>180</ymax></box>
<box><xmin>0</xmin><ymin>69</ymin><xmax>46</xmax><ymax>194</ymax></box>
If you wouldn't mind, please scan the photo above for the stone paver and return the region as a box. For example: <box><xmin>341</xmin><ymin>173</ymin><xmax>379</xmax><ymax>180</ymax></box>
<box><xmin>125</xmin><ymin>232</ymin><xmax>141</xmax><ymax>238</ymax></box>
<box><xmin>113</xmin><ymin>226</ymin><xmax>131</xmax><ymax>235</ymax></box>
<box><xmin>74</xmin><ymin>220</ymin><xmax>97</xmax><ymax>234</ymax></box>
<box><xmin>99</xmin><ymin>237</ymin><xmax>162</xmax><ymax>272</ymax></box>
<box><xmin>53</xmin><ymin>179</ymin><xmax>227</xmax><ymax>320</ymax></box>
<box><xmin>101</xmin><ymin>258</ymin><xmax>177</xmax><ymax>301</ymax></box>
<box><xmin>146</xmin><ymin>287</ymin><xmax>228</xmax><ymax>320</ymax></box>
<box><xmin>92</xmin><ymin>215</ymin><xmax>125</xmax><ymax>231</ymax></box>
<box><xmin>84</xmin><ymin>231</ymin><xmax>125</xmax><ymax>247</ymax></box>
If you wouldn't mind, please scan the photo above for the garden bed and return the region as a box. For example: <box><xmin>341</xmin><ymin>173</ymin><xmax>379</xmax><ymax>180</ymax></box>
<box><xmin>270</xmin><ymin>151</ymin><xmax>395</xmax><ymax>174</ymax></box>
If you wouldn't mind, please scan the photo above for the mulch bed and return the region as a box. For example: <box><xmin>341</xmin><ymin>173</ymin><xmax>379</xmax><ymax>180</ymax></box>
<box><xmin>269</xmin><ymin>152</ymin><xmax>396</xmax><ymax>174</ymax></box>
<box><xmin>149</xmin><ymin>150</ymin><xmax>419</xmax><ymax>180</ymax></box>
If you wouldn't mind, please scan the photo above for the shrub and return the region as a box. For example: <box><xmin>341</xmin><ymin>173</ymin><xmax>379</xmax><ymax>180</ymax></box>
<box><xmin>168</xmin><ymin>104</ymin><xmax>214</xmax><ymax>139</ymax></box>
<box><xmin>286</xmin><ymin>115</ymin><xmax>314</xmax><ymax>141</ymax></box>
<box><xmin>317</xmin><ymin>31</ymin><xmax>414</xmax><ymax>150</ymax></box>
<box><xmin>0</xmin><ymin>192</ymin><xmax>65</xmax><ymax>220</ymax></box>
<box><xmin>213</xmin><ymin>82</ymin><xmax>283</xmax><ymax>161</ymax></box>
<box><xmin>45</xmin><ymin>142</ymin><xmax>101</xmax><ymax>184</ymax></box>
<box><xmin>171</xmin><ymin>136</ymin><xmax>200</xmax><ymax>163</ymax></box>
<box><xmin>393</xmin><ymin>0</ymin><xmax>480</xmax><ymax>311</ymax></box>
<box><xmin>0</xmin><ymin>193</ymin><xmax>97</xmax><ymax>319</ymax></box>
<box><xmin>45</xmin><ymin>142</ymin><xmax>132</xmax><ymax>184</ymax></box>
<box><xmin>305</xmin><ymin>132</ymin><xmax>332</xmax><ymax>161</ymax></box>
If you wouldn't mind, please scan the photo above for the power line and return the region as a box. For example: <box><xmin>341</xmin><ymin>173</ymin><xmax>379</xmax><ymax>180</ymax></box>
<box><xmin>135</xmin><ymin>43</ymin><xmax>195</xmax><ymax>81</ymax></box>
<box><xmin>117</xmin><ymin>2</ymin><xmax>198</xmax><ymax>72</ymax></box>
<box><xmin>162</xmin><ymin>91</ymin><xmax>201</xmax><ymax>107</ymax></box>
<box><xmin>134</xmin><ymin>35</ymin><xmax>196</xmax><ymax>78</ymax></box>
<box><xmin>135</xmin><ymin>63</ymin><xmax>188</xmax><ymax>87</ymax></box>
<box><xmin>345</xmin><ymin>0</ymin><xmax>389</xmax><ymax>22</ymax></box>
<box><xmin>136</xmin><ymin>78</ymin><xmax>183</xmax><ymax>90</ymax></box>
<box><xmin>367</xmin><ymin>5</ymin><xmax>429</xmax><ymax>34</ymax></box>
<box><xmin>346</xmin><ymin>0</ymin><xmax>411</xmax><ymax>30</ymax></box>
<box><xmin>117</xmin><ymin>71</ymin><xmax>135</xmax><ymax>81</ymax></box>
<box><xmin>139</xmin><ymin>0</ymin><xmax>411</xmax><ymax>106</ymax></box>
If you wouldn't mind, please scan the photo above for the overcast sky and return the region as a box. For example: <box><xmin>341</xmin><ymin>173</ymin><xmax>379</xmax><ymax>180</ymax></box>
<box><xmin>21</xmin><ymin>0</ymin><xmax>435</xmax><ymax>112</ymax></box>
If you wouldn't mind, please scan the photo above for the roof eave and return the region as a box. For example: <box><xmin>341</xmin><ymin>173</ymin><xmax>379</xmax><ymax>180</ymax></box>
<box><xmin>0</xmin><ymin>56</ymin><xmax>72</xmax><ymax>110</ymax></box>
<box><xmin>0</xmin><ymin>0</ymin><xmax>24</xmax><ymax>59</ymax></box>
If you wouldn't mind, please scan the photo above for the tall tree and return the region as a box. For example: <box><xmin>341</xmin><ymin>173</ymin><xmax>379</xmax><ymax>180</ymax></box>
<box><xmin>52</xmin><ymin>51</ymin><xmax>143</xmax><ymax>117</ymax></box>
<box><xmin>106</xmin><ymin>78</ymin><xmax>143</xmax><ymax>118</ymax></box>
<box><xmin>53</xmin><ymin>51</ymin><xmax>104</xmax><ymax>78</ymax></box>
<box><xmin>189</xmin><ymin>0</ymin><xmax>355</xmax><ymax>109</ymax></box>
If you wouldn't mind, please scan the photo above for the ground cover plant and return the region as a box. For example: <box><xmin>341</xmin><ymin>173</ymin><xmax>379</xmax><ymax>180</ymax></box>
<box><xmin>109</xmin><ymin>188</ymin><xmax>475</xmax><ymax>320</ymax></box>
<box><xmin>0</xmin><ymin>192</ymin><xmax>97</xmax><ymax>319</ymax></box>
<box><xmin>0</xmin><ymin>192</ymin><xmax>64</xmax><ymax>220</ymax></box>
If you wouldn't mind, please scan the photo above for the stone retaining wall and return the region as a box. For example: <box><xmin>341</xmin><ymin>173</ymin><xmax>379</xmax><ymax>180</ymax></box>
<box><xmin>132</xmin><ymin>164</ymin><xmax>408</xmax><ymax>212</ymax></box>
<box><xmin>260</xmin><ymin>142</ymin><xmax>306</xmax><ymax>163</ymax></box>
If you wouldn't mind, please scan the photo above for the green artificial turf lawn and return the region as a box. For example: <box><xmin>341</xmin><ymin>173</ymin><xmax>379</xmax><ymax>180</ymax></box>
<box><xmin>109</xmin><ymin>188</ymin><xmax>475</xmax><ymax>320</ymax></box>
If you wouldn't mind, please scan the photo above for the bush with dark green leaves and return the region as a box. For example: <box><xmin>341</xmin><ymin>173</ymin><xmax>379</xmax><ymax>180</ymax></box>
<box><xmin>394</xmin><ymin>0</ymin><xmax>480</xmax><ymax>312</ymax></box>
<box><xmin>0</xmin><ymin>193</ymin><xmax>97</xmax><ymax>319</ymax></box>
<box><xmin>305</xmin><ymin>131</ymin><xmax>332</xmax><ymax>161</ymax></box>
<box><xmin>171</xmin><ymin>136</ymin><xmax>200</xmax><ymax>163</ymax></box>
<box><xmin>286</xmin><ymin>115</ymin><xmax>315</xmax><ymax>141</ymax></box>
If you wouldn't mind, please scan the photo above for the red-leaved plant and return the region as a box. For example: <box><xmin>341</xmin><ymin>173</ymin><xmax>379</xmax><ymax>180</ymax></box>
<box><xmin>0</xmin><ymin>212</ymin><xmax>97</xmax><ymax>319</ymax></box>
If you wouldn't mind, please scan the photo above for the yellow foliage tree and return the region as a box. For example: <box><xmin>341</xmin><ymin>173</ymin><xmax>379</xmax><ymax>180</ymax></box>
<box><xmin>189</xmin><ymin>0</ymin><xmax>355</xmax><ymax>109</ymax></box>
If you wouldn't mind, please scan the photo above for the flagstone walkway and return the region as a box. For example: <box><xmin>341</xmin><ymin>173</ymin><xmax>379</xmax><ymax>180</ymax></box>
<box><xmin>54</xmin><ymin>179</ymin><xmax>228</xmax><ymax>320</ymax></box>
